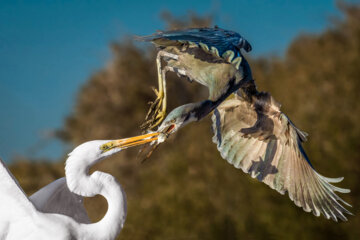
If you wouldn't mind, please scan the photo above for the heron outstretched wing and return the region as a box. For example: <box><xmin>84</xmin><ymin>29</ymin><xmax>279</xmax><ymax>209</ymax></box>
<box><xmin>30</xmin><ymin>177</ymin><xmax>90</xmax><ymax>224</ymax></box>
<box><xmin>211</xmin><ymin>94</ymin><xmax>352</xmax><ymax>221</ymax></box>
<box><xmin>137</xmin><ymin>27</ymin><xmax>252</xmax><ymax>56</ymax></box>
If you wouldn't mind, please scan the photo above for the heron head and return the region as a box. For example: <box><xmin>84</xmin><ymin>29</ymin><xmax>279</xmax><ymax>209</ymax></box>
<box><xmin>156</xmin><ymin>102</ymin><xmax>202</xmax><ymax>136</ymax></box>
<box><xmin>133</xmin><ymin>103</ymin><xmax>199</xmax><ymax>160</ymax></box>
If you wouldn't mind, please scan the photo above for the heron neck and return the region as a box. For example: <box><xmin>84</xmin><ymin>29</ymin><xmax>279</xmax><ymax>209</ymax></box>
<box><xmin>65</xmin><ymin>155</ymin><xmax>126</xmax><ymax>240</ymax></box>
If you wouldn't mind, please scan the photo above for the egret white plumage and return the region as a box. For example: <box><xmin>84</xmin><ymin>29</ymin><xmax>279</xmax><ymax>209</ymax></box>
<box><xmin>105</xmin><ymin>27</ymin><xmax>352</xmax><ymax>221</ymax></box>
<box><xmin>0</xmin><ymin>136</ymin><xmax>157</xmax><ymax>240</ymax></box>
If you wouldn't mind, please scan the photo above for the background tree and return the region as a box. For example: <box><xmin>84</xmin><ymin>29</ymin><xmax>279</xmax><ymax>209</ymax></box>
<box><xmin>10</xmin><ymin>4</ymin><xmax>360</xmax><ymax>239</ymax></box>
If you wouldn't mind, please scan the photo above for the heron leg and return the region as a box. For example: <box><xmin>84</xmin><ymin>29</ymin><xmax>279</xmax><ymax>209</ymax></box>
<box><xmin>146</xmin><ymin>65</ymin><xmax>181</xmax><ymax>129</ymax></box>
<box><xmin>141</xmin><ymin>51</ymin><xmax>178</xmax><ymax>130</ymax></box>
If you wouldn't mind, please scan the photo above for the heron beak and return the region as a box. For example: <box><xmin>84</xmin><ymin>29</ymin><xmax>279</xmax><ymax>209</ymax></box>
<box><xmin>100</xmin><ymin>132</ymin><xmax>160</xmax><ymax>152</ymax></box>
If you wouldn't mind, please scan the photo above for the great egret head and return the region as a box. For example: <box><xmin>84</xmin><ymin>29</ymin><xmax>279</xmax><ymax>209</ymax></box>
<box><xmin>67</xmin><ymin>136</ymin><xmax>160</xmax><ymax>166</ymax></box>
<box><xmin>66</xmin><ymin>141</ymin><xmax>125</xmax><ymax>172</ymax></box>
<box><xmin>68</xmin><ymin>140</ymin><xmax>122</xmax><ymax>161</ymax></box>
<box><xmin>87</xmin><ymin>132</ymin><xmax>160</xmax><ymax>161</ymax></box>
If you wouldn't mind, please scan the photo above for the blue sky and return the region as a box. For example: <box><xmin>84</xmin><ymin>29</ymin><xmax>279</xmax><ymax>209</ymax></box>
<box><xmin>0</xmin><ymin>0</ymin><xmax>342</xmax><ymax>162</ymax></box>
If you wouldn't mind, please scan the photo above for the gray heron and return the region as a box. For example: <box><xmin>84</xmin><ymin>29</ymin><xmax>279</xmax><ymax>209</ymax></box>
<box><xmin>103</xmin><ymin>27</ymin><xmax>353</xmax><ymax>221</ymax></box>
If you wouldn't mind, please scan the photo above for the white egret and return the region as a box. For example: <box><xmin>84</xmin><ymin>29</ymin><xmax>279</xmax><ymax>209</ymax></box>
<box><xmin>0</xmin><ymin>135</ymin><xmax>158</xmax><ymax>240</ymax></box>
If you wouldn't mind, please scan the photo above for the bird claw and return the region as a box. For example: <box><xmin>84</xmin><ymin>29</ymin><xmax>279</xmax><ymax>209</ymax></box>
<box><xmin>145</xmin><ymin>98</ymin><xmax>160</xmax><ymax>119</ymax></box>
<box><xmin>141</xmin><ymin>109</ymin><xmax>166</xmax><ymax>130</ymax></box>
<box><xmin>141</xmin><ymin>87</ymin><xmax>166</xmax><ymax>130</ymax></box>
<box><xmin>151</xmin><ymin>87</ymin><xmax>159</xmax><ymax>96</ymax></box>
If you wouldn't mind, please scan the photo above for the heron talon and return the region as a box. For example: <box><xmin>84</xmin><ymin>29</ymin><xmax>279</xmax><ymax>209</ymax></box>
<box><xmin>142</xmin><ymin>88</ymin><xmax>166</xmax><ymax>130</ymax></box>
<box><xmin>151</xmin><ymin>87</ymin><xmax>159</xmax><ymax>96</ymax></box>
<box><xmin>144</xmin><ymin>110</ymin><xmax>166</xmax><ymax>130</ymax></box>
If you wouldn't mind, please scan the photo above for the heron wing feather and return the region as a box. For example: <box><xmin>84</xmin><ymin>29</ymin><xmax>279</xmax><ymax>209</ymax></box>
<box><xmin>211</xmin><ymin>96</ymin><xmax>352</xmax><ymax>221</ymax></box>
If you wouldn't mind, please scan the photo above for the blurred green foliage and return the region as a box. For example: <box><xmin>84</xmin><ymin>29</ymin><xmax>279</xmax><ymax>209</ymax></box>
<box><xmin>9</xmin><ymin>3</ymin><xmax>360</xmax><ymax>240</ymax></box>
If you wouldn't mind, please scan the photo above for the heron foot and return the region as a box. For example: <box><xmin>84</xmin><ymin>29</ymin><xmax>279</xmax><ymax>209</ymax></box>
<box><xmin>141</xmin><ymin>87</ymin><xmax>166</xmax><ymax>130</ymax></box>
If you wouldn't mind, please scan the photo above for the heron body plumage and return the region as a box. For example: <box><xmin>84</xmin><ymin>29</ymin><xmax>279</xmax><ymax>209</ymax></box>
<box><xmin>138</xmin><ymin>27</ymin><xmax>254</xmax><ymax>129</ymax></box>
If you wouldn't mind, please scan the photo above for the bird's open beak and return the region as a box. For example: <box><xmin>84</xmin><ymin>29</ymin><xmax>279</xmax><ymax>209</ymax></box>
<box><xmin>100</xmin><ymin>132</ymin><xmax>160</xmax><ymax>152</ymax></box>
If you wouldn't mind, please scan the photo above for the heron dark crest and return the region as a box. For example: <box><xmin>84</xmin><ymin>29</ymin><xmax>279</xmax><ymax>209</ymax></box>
<box><xmin>102</xmin><ymin>27</ymin><xmax>352</xmax><ymax>222</ymax></box>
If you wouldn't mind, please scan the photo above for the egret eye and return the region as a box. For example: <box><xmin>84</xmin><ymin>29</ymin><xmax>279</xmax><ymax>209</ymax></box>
<box><xmin>100</xmin><ymin>142</ymin><xmax>113</xmax><ymax>151</ymax></box>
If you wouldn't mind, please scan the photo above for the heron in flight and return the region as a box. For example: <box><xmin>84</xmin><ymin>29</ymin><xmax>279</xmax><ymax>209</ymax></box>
<box><xmin>103</xmin><ymin>27</ymin><xmax>352</xmax><ymax>221</ymax></box>
<box><xmin>0</xmin><ymin>136</ymin><xmax>158</xmax><ymax>239</ymax></box>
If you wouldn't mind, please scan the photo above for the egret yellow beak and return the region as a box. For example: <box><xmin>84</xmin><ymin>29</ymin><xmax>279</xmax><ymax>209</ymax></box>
<box><xmin>100</xmin><ymin>132</ymin><xmax>160</xmax><ymax>152</ymax></box>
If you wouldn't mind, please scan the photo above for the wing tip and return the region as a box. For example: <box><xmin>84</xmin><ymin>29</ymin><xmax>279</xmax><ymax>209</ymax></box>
<box><xmin>318</xmin><ymin>174</ymin><xmax>344</xmax><ymax>183</ymax></box>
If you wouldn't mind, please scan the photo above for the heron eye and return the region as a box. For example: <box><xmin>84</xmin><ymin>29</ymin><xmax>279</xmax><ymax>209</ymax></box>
<box><xmin>166</xmin><ymin>124</ymin><xmax>176</xmax><ymax>133</ymax></box>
